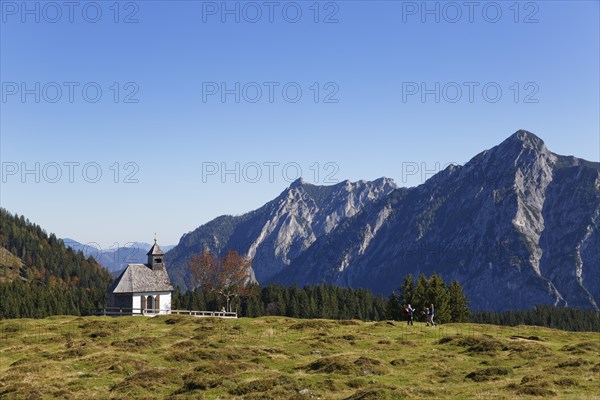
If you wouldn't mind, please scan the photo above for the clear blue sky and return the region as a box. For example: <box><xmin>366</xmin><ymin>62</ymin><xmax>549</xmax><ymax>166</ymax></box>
<box><xmin>1</xmin><ymin>0</ymin><xmax>598</xmax><ymax>247</ymax></box>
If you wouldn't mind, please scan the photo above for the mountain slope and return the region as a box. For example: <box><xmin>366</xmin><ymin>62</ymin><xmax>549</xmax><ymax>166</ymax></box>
<box><xmin>165</xmin><ymin>178</ymin><xmax>397</xmax><ymax>290</ymax></box>
<box><xmin>270</xmin><ymin>131</ymin><xmax>600</xmax><ymax>311</ymax></box>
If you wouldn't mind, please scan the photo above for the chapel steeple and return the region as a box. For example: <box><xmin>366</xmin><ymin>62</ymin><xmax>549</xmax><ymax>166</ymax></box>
<box><xmin>147</xmin><ymin>237</ymin><xmax>165</xmax><ymax>271</ymax></box>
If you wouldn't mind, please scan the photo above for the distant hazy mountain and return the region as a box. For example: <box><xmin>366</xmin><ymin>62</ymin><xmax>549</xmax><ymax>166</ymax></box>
<box><xmin>165</xmin><ymin>130</ymin><xmax>599</xmax><ymax>311</ymax></box>
<box><xmin>165</xmin><ymin>178</ymin><xmax>397</xmax><ymax>289</ymax></box>
<box><xmin>63</xmin><ymin>239</ymin><xmax>175</xmax><ymax>274</ymax></box>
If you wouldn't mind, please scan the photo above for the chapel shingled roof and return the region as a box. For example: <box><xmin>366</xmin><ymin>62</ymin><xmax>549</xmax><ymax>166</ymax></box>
<box><xmin>109</xmin><ymin>264</ymin><xmax>173</xmax><ymax>293</ymax></box>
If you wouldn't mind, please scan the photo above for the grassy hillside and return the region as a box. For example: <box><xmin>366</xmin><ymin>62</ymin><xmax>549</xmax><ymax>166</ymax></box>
<box><xmin>0</xmin><ymin>246</ymin><xmax>24</xmax><ymax>283</ymax></box>
<box><xmin>1</xmin><ymin>316</ymin><xmax>599</xmax><ymax>399</ymax></box>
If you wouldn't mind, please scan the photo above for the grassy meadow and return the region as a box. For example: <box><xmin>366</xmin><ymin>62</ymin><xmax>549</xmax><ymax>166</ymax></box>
<box><xmin>0</xmin><ymin>315</ymin><xmax>599</xmax><ymax>399</ymax></box>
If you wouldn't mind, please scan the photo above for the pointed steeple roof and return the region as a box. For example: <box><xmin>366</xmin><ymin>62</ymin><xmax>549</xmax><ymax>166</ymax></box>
<box><xmin>147</xmin><ymin>238</ymin><xmax>164</xmax><ymax>256</ymax></box>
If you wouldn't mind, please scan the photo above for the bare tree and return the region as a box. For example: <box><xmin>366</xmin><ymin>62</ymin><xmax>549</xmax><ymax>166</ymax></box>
<box><xmin>188</xmin><ymin>250</ymin><xmax>252</xmax><ymax>312</ymax></box>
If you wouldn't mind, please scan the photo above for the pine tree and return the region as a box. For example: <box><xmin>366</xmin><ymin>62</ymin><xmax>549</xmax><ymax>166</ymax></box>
<box><xmin>413</xmin><ymin>274</ymin><xmax>429</xmax><ymax>320</ymax></box>
<box><xmin>387</xmin><ymin>291</ymin><xmax>403</xmax><ymax>321</ymax></box>
<box><xmin>399</xmin><ymin>274</ymin><xmax>415</xmax><ymax>305</ymax></box>
<box><xmin>427</xmin><ymin>273</ymin><xmax>451</xmax><ymax>324</ymax></box>
<box><xmin>448</xmin><ymin>279</ymin><xmax>470</xmax><ymax>322</ymax></box>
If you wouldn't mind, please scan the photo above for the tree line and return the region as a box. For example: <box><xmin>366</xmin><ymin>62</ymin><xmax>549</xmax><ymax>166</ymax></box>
<box><xmin>173</xmin><ymin>283</ymin><xmax>389</xmax><ymax>321</ymax></box>
<box><xmin>184</xmin><ymin>251</ymin><xmax>470</xmax><ymax>322</ymax></box>
<box><xmin>472</xmin><ymin>305</ymin><xmax>600</xmax><ymax>332</ymax></box>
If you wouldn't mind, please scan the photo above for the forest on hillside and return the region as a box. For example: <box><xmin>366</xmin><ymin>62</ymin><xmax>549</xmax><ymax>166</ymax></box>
<box><xmin>0</xmin><ymin>209</ymin><xmax>113</xmax><ymax>318</ymax></box>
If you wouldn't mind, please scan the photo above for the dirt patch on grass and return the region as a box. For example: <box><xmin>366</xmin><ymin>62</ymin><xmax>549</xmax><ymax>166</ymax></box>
<box><xmin>389</xmin><ymin>359</ymin><xmax>406</xmax><ymax>366</ymax></box>
<box><xmin>465</xmin><ymin>367</ymin><xmax>512</xmax><ymax>382</ymax></box>
<box><xmin>166</xmin><ymin>346</ymin><xmax>257</xmax><ymax>363</ymax></box>
<box><xmin>179</xmin><ymin>372</ymin><xmax>224</xmax><ymax>392</ymax></box>
<box><xmin>307</xmin><ymin>356</ymin><xmax>358</xmax><ymax>375</ymax></box>
<box><xmin>165</xmin><ymin>349</ymin><xmax>215</xmax><ymax>362</ymax></box>
<box><xmin>79</xmin><ymin>320</ymin><xmax>120</xmax><ymax>337</ymax></box>
<box><xmin>561</xmin><ymin>341</ymin><xmax>600</xmax><ymax>355</ymax></box>
<box><xmin>8</xmin><ymin>357</ymin><xmax>46</xmax><ymax>375</ymax></box>
<box><xmin>1</xmin><ymin>322</ymin><xmax>24</xmax><ymax>333</ymax></box>
<box><xmin>171</xmin><ymin>340</ymin><xmax>196</xmax><ymax>349</ymax></box>
<box><xmin>554</xmin><ymin>377</ymin><xmax>578</xmax><ymax>387</ymax></box>
<box><xmin>111</xmin><ymin>367</ymin><xmax>178</xmax><ymax>392</ymax></box>
<box><xmin>439</xmin><ymin>335</ymin><xmax>502</xmax><ymax>355</ymax></box>
<box><xmin>0</xmin><ymin>382</ymin><xmax>44</xmax><ymax>399</ymax></box>
<box><xmin>336</xmin><ymin>320</ymin><xmax>361</xmax><ymax>326</ymax></box>
<box><xmin>156</xmin><ymin>315</ymin><xmax>189</xmax><ymax>325</ymax></box>
<box><xmin>193</xmin><ymin>360</ymin><xmax>254</xmax><ymax>376</ymax></box>
<box><xmin>111</xmin><ymin>336</ymin><xmax>159</xmax><ymax>349</ymax></box>
<box><xmin>503</xmin><ymin>341</ymin><xmax>551</xmax><ymax>359</ymax></box>
<box><xmin>354</xmin><ymin>356</ymin><xmax>387</xmax><ymax>375</ymax></box>
<box><xmin>345</xmin><ymin>387</ymin><xmax>399</xmax><ymax>400</ymax></box>
<box><xmin>229</xmin><ymin>375</ymin><xmax>295</xmax><ymax>396</ymax></box>
<box><xmin>88</xmin><ymin>329</ymin><xmax>112</xmax><ymax>339</ymax></box>
<box><xmin>506</xmin><ymin>376</ymin><xmax>556</xmax><ymax>396</ymax></box>
<box><xmin>346</xmin><ymin>378</ymin><xmax>368</xmax><ymax>388</ymax></box>
<box><xmin>307</xmin><ymin>356</ymin><xmax>386</xmax><ymax>375</ymax></box>
<box><xmin>556</xmin><ymin>358</ymin><xmax>592</xmax><ymax>368</ymax></box>
<box><xmin>290</xmin><ymin>321</ymin><xmax>332</xmax><ymax>330</ymax></box>
<box><xmin>510</xmin><ymin>335</ymin><xmax>544</xmax><ymax>342</ymax></box>
<box><xmin>107</xmin><ymin>359</ymin><xmax>148</xmax><ymax>373</ymax></box>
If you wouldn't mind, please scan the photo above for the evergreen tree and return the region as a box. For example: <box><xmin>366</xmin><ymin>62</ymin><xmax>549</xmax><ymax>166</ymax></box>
<box><xmin>448</xmin><ymin>279</ymin><xmax>470</xmax><ymax>322</ymax></box>
<box><xmin>413</xmin><ymin>274</ymin><xmax>430</xmax><ymax>320</ymax></box>
<box><xmin>399</xmin><ymin>273</ymin><xmax>415</xmax><ymax>305</ymax></box>
<box><xmin>427</xmin><ymin>273</ymin><xmax>451</xmax><ymax>324</ymax></box>
<box><xmin>386</xmin><ymin>291</ymin><xmax>402</xmax><ymax>321</ymax></box>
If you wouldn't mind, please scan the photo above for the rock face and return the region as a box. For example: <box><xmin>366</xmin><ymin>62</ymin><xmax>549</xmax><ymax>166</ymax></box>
<box><xmin>270</xmin><ymin>131</ymin><xmax>600</xmax><ymax>311</ymax></box>
<box><xmin>165</xmin><ymin>178</ymin><xmax>397</xmax><ymax>290</ymax></box>
<box><xmin>166</xmin><ymin>130</ymin><xmax>599</xmax><ymax>311</ymax></box>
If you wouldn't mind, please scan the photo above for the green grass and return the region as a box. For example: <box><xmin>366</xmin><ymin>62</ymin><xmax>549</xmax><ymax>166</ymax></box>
<box><xmin>1</xmin><ymin>316</ymin><xmax>599</xmax><ymax>399</ymax></box>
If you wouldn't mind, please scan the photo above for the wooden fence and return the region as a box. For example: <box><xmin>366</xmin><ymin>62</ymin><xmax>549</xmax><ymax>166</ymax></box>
<box><xmin>87</xmin><ymin>307</ymin><xmax>238</xmax><ymax>318</ymax></box>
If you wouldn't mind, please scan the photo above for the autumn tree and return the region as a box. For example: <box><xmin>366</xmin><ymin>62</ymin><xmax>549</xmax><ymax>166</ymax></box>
<box><xmin>188</xmin><ymin>250</ymin><xmax>252</xmax><ymax>312</ymax></box>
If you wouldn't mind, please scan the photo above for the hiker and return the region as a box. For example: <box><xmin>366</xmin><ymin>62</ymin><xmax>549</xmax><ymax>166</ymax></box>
<box><xmin>428</xmin><ymin>304</ymin><xmax>436</xmax><ymax>326</ymax></box>
<box><xmin>220</xmin><ymin>306</ymin><xmax>226</xmax><ymax>313</ymax></box>
<box><xmin>424</xmin><ymin>307</ymin><xmax>429</xmax><ymax>326</ymax></box>
<box><xmin>406</xmin><ymin>304</ymin><xmax>415</xmax><ymax>325</ymax></box>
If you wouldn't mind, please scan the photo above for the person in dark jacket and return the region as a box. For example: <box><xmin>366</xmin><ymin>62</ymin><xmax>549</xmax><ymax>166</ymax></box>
<box><xmin>406</xmin><ymin>304</ymin><xmax>415</xmax><ymax>325</ymax></box>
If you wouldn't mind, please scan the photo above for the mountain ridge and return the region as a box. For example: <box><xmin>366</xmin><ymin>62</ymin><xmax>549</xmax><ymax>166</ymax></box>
<box><xmin>269</xmin><ymin>130</ymin><xmax>599</xmax><ymax>310</ymax></box>
<box><xmin>165</xmin><ymin>177</ymin><xmax>397</xmax><ymax>289</ymax></box>
<box><xmin>165</xmin><ymin>130</ymin><xmax>599</xmax><ymax>311</ymax></box>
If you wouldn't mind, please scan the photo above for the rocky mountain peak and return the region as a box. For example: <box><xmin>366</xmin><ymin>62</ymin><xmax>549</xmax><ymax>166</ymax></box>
<box><xmin>500</xmin><ymin>129</ymin><xmax>548</xmax><ymax>155</ymax></box>
<box><xmin>289</xmin><ymin>177</ymin><xmax>306</xmax><ymax>189</ymax></box>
